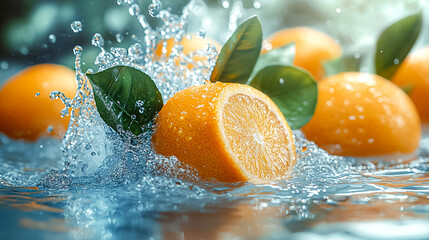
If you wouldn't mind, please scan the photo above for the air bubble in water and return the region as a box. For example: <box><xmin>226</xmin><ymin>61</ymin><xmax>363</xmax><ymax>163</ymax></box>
<box><xmin>148</xmin><ymin>0</ymin><xmax>162</xmax><ymax>17</ymax></box>
<box><xmin>35</xmin><ymin>92</ymin><xmax>40</xmax><ymax>97</ymax></box>
<box><xmin>48</xmin><ymin>34</ymin><xmax>56</xmax><ymax>43</ymax></box>
<box><xmin>129</xmin><ymin>3</ymin><xmax>140</xmax><ymax>16</ymax></box>
<box><xmin>92</xmin><ymin>33</ymin><xmax>105</xmax><ymax>48</ymax></box>
<box><xmin>71</xmin><ymin>21</ymin><xmax>83</xmax><ymax>33</ymax></box>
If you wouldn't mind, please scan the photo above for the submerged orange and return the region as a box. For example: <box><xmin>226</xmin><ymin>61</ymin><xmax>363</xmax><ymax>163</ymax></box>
<box><xmin>0</xmin><ymin>64</ymin><xmax>77</xmax><ymax>141</ymax></box>
<box><xmin>263</xmin><ymin>27</ymin><xmax>342</xmax><ymax>81</ymax></box>
<box><xmin>152</xmin><ymin>82</ymin><xmax>296</xmax><ymax>182</ymax></box>
<box><xmin>301</xmin><ymin>72</ymin><xmax>421</xmax><ymax>156</ymax></box>
<box><xmin>391</xmin><ymin>47</ymin><xmax>429</xmax><ymax>123</ymax></box>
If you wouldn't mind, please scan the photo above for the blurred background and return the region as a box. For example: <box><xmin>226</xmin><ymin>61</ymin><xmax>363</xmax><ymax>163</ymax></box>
<box><xmin>0</xmin><ymin>0</ymin><xmax>427</xmax><ymax>81</ymax></box>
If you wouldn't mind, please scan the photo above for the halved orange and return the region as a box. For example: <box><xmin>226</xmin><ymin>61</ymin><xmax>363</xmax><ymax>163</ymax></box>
<box><xmin>152</xmin><ymin>82</ymin><xmax>296</xmax><ymax>182</ymax></box>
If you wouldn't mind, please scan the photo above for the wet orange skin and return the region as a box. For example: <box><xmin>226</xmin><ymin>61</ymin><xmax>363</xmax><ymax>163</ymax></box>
<box><xmin>0</xmin><ymin>64</ymin><xmax>77</xmax><ymax>141</ymax></box>
<box><xmin>263</xmin><ymin>27</ymin><xmax>342</xmax><ymax>81</ymax></box>
<box><xmin>391</xmin><ymin>47</ymin><xmax>429</xmax><ymax>123</ymax></box>
<box><xmin>302</xmin><ymin>72</ymin><xmax>421</xmax><ymax>157</ymax></box>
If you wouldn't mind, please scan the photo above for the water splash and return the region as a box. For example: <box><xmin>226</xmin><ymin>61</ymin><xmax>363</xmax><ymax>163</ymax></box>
<box><xmin>2</xmin><ymin>2</ymin><xmax>429</xmax><ymax>239</ymax></box>
<box><xmin>70</xmin><ymin>21</ymin><xmax>83</xmax><ymax>33</ymax></box>
<box><xmin>48</xmin><ymin>34</ymin><xmax>56</xmax><ymax>43</ymax></box>
<box><xmin>37</xmin><ymin>0</ymin><xmax>223</xmax><ymax>189</ymax></box>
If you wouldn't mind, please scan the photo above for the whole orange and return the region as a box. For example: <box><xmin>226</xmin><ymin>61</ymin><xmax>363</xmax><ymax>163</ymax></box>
<box><xmin>155</xmin><ymin>35</ymin><xmax>221</xmax><ymax>65</ymax></box>
<box><xmin>152</xmin><ymin>82</ymin><xmax>296</xmax><ymax>182</ymax></box>
<box><xmin>391</xmin><ymin>47</ymin><xmax>429</xmax><ymax>123</ymax></box>
<box><xmin>263</xmin><ymin>27</ymin><xmax>342</xmax><ymax>81</ymax></box>
<box><xmin>0</xmin><ymin>64</ymin><xmax>77</xmax><ymax>141</ymax></box>
<box><xmin>301</xmin><ymin>72</ymin><xmax>421</xmax><ymax>156</ymax></box>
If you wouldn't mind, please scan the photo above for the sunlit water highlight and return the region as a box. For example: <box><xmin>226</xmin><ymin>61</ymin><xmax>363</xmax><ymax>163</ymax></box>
<box><xmin>1</xmin><ymin>0</ymin><xmax>429</xmax><ymax>239</ymax></box>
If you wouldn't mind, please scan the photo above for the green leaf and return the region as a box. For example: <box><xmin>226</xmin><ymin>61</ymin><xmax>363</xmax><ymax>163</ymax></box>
<box><xmin>210</xmin><ymin>16</ymin><xmax>262</xmax><ymax>84</ymax></box>
<box><xmin>249</xmin><ymin>43</ymin><xmax>295</xmax><ymax>81</ymax></box>
<box><xmin>87</xmin><ymin>66</ymin><xmax>163</xmax><ymax>135</ymax></box>
<box><xmin>249</xmin><ymin>65</ymin><xmax>317</xmax><ymax>129</ymax></box>
<box><xmin>324</xmin><ymin>54</ymin><xmax>362</xmax><ymax>77</ymax></box>
<box><xmin>375</xmin><ymin>12</ymin><xmax>422</xmax><ymax>79</ymax></box>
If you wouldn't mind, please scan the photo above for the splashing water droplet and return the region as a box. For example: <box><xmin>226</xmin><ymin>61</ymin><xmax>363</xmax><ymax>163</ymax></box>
<box><xmin>73</xmin><ymin>45</ymin><xmax>83</xmax><ymax>56</ymax></box>
<box><xmin>394</xmin><ymin>58</ymin><xmax>399</xmax><ymax>65</ymax></box>
<box><xmin>48</xmin><ymin>34</ymin><xmax>56</xmax><ymax>43</ymax></box>
<box><xmin>136</xmin><ymin>100</ymin><xmax>145</xmax><ymax>107</ymax></box>
<box><xmin>92</xmin><ymin>33</ymin><xmax>105</xmax><ymax>48</ymax></box>
<box><xmin>222</xmin><ymin>0</ymin><xmax>230</xmax><ymax>8</ymax></box>
<box><xmin>95</xmin><ymin>51</ymin><xmax>114</xmax><ymax>70</ymax></box>
<box><xmin>20</xmin><ymin>46</ymin><xmax>29</xmax><ymax>56</ymax></box>
<box><xmin>116</xmin><ymin>0</ymin><xmax>123</xmax><ymax>5</ymax></box>
<box><xmin>129</xmin><ymin>3</ymin><xmax>140</xmax><ymax>16</ymax></box>
<box><xmin>60</xmin><ymin>108</ymin><xmax>69</xmax><ymax>117</ymax></box>
<box><xmin>110</xmin><ymin>47</ymin><xmax>127</xmax><ymax>59</ymax></box>
<box><xmin>253</xmin><ymin>0</ymin><xmax>261</xmax><ymax>9</ymax></box>
<box><xmin>148</xmin><ymin>0</ymin><xmax>162</xmax><ymax>17</ymax></box>
<box><xmin>116</xmin><ymin>33</ymin><xmax>123</xmax><ymax>43</ymax></box>
<box><xmin>197</xmin><ymin>30</ymin><xmax>206</xmax><ymax>38</ymax></box>
<box><xmin>47</xmin><ymin>126</ymin><xmax>53</xmax><ymax>133</ymax></box>
<box><xmin>0</xmin><ymin>61</ymin><xmax>9</xmax><ymax>70</ymax></box>
<box><xmin>50</xmin><ymin>91</ymin><xmax>60</xmax><ymax>100</ymax></box>
<box><xmin>70</xmin><ymin>21</ymin><xmax>83</xmax><ymax>33</ymax></box>
<box><xmin>128</xmin><ymin>43</ymin><xmax>144</xmax><ymax>61</ymax></box>
<box><xmin>137</xmin><ymin>15</ymin><xmax>150</xmax><ymax>30</ymax></box>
